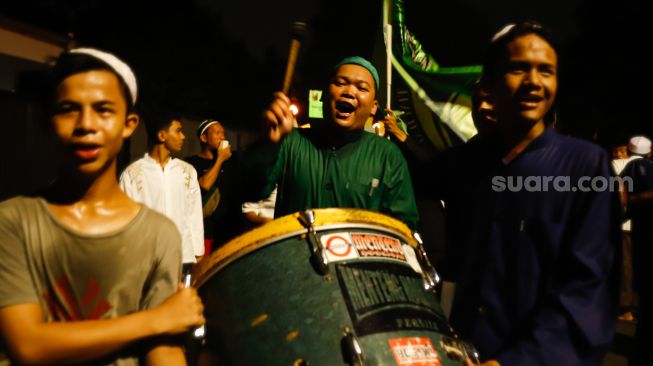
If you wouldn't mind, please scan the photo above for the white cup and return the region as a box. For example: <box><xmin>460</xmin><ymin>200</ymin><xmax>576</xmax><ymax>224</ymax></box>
<box><xmin>220</xmin><ymin>140</ymin><xmax>230</xmax><ymax>150</ymax></box>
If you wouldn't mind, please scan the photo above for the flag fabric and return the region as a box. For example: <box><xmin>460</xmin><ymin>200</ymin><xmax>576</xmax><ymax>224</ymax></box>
<box><xmin>381</xmin><ymin>0</ymin><xmax>482</xmax><ymax>151</ymax></box>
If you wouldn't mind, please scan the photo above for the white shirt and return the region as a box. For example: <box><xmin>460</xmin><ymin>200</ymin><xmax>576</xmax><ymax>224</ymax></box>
<box><xmin>612</xmin><ymin>155</ymin><xmax>641</xmax><ymax>232</ymax></box>
<box><xmin>612</xmin><ymin>155</ymin><xmax>641</xmax><ymax>175</ymax></box>
<box><xmin>242</xmin><ymin>187</ymin><xmax>277</xmax><ymax>220</ymax></box>
<box><xmin>120</xmin><ymin>154</ymin><xmax>204</xmax><ymax>263</ymax></box>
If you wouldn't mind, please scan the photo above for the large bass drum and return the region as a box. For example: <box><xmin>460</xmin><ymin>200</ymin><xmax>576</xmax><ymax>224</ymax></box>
<box><xmin>192</xmin><ymin>208</ymin><xmax>473</xmax><ymax>365</ymax></box>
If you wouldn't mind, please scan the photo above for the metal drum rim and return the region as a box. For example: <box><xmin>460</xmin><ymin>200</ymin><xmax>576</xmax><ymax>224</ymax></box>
<box><xmin>191</xmin><ymin>208</ymin><xmax>417</xmax><ymax>288</ymax></box>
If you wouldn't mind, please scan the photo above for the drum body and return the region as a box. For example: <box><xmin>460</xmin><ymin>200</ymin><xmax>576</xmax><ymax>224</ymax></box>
<box><xmin>193</xmin><ymin>209</ymin><xmax>467</xmax><ymax>366</ymax></box>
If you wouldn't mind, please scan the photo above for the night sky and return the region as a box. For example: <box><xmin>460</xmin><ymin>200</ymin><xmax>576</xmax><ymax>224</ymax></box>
<box><xmin>0</xmin><ymin>0</ymin><xmax>647</xmax><ymax>147</ymax></box>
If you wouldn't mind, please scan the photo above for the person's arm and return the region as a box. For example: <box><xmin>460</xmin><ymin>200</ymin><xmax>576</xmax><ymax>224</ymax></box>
<box><xmin>382</xmin><ymin>108</ymin><xmax>408</xmax><ymax>143</ymax></box>
<box><xmin>244</xmin><ymin>211</ymin><xmax>273</xmax><ymax>225</ymax></box>
<box><xmin>0</xmin><ymin>286</ymin><xmax>203</xmax><ymax>365</ymax></box>
<box><xmin>197</xmin><ymin>146</ymin><xmax>231</xmax><ymax>191</ymax></box>
<box><xmin>382</xmin><ymin>108</ymin><xmax>437</xmax><ymax>163</ymax></box>
<box><xmin>263</xmin><ymin>92</ymin><xmax>295</xmax><ymax>144</ymax></box>
<box><xmin>144</xmin><ymin>221</ymin><xmax>197</xmax><ymax>365</ymax></box>
<box><xmin>0</xmin><ymin>200</ymin><xmax>202</xmax><ymax>366</ymax></box>
<box><xmin>466</xmin><ymin>360</ymin><xmax>500</xmax><ymax>366</ymax></box>
<box><xmin>145</xmin><ymin>344</ymin><xmax>187</xmax><ymax>365</ymax></box>
<box><xmin>628</xmin><ymin>190</ymin><xmax>653</xmax><ymax>205</ymax></box>
<box><xmin>618</xmin><ymin>161</ymin><xmax>653</xmax><ymax>219</ymax></box>
<box><xmin>242</xmin><ymin>187</ymin><xmax>277</xmax><ymax>225</ymax></box>
<box><xmin>188</xmin><ymin>169</ymin><xmax>205</xmax><ymax>259</ymax></box>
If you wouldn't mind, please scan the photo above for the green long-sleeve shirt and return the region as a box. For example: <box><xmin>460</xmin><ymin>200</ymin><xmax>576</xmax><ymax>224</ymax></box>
<box><xmin>265</xmin><ymin>128</ymin><xmax>419</xmax><ymax>228</ymax></box>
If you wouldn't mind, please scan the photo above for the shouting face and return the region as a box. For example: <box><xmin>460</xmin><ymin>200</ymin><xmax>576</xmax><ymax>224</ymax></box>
<box><xmin>327</xmin><ymin>64</ymin><xmax>378</xmax><ymax>131</ymax></box>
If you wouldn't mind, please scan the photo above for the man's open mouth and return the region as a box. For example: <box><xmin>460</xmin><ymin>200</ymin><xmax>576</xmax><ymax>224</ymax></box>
<box><xmin>517</xmin><ymin>94</ymin><xmax>544</xmax><ymax>108</ymax></box>
<box><xmin>335</xmin><ymin>101</ymin><xmax>356</xmax><ymax>116</ymax></box>
<box><xmin>72</xmin><ymin>143</ymin><xmax>102</xmax><ymax>160</ymax></box>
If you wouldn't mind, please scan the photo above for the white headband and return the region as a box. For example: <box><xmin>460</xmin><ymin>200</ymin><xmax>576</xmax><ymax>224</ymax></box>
<box><xmin>491</xmin><ymin>24</ymin><xmax>516</xmax><ymax>43</ymax></box>
<box><xmin>69</xmin><ymin>48</ymin><xmax>138</xmax><ymax>105</ymax></box>
<box><xmin>198</xmin><ymin>120</ymin><xmax>219</xmax><ymax>136</ymax></box>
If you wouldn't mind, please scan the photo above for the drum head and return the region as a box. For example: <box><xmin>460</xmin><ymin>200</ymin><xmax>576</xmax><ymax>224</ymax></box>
<box><xmin>193</xmin><ymin>208</ymin><xmax>466</xmax><ymax>365</ymax></box>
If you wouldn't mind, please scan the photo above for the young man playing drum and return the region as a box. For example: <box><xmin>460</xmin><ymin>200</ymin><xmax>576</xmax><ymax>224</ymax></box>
<box><xmin>0</xmin><ymin>49</ymin><xmax>204</xmax><ymax>365</ymax></box>
<box><xmin>262</xmin><ymin>56</ymin><xmax>419</xmax><ymax>228</ymax></box>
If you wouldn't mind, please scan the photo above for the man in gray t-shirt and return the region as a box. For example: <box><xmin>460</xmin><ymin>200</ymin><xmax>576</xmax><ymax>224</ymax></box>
<box><xmin>0</xmin><ymin>197</ymin><xmax>181</xmax><ymax>365</ymax></box>
<box><xmin>0</xmin><ymin>48</ymin><xmax>205</xmax><ymax>365</ymax></box>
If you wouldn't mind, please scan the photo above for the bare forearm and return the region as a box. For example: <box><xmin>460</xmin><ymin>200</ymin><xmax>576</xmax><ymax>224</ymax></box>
<box><xmin>390</xmin><ymin>129</ymin><xmax>407</xmax><ymax>142</ymax></box>
<box><xmin>2</xmin><ymin>307</ymin><xmax>158</xmax><ymax>365</ymax></box>
<box><xmin>146</xmin><ymin>344</ymin><xmax>187</xmax><ymax>366</ymax></box>
<box><xmin>244</xmin><ymin>211</ymin><xmax>272</xmax><ymax>224</ymax></box>
<box><xmin>198</xmin><ymin>161</ymin><xmax>223</xmax><ymax>191</ymax></box>
<box><xmin>630</xmin><ymin>190</ymin><xmax>653</xmax><ymax>204</ymax></box>
<box><xmin>2</xmin><ymin>286</ymin><xmax>204</xmax><ymax>365</ymax></box>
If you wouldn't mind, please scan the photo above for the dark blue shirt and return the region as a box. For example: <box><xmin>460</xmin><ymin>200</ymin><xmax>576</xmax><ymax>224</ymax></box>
<box><xmin>446</xmin><ymin>128</ymin><xmax>620</xmax><ymax>365</ymax></box>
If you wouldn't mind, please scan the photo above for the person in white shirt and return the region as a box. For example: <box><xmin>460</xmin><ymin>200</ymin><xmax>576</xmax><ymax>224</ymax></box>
<box><xmin>120</xmin><ymin>113</ymin><xmax>204</xmax><ymax>272</ymax></box>
<box><xmin>242</xmin><ymin>186</ymin><xmax>277</xmax><ymax>227</ymax></box>
<box><xmin>612</xmin><ymin>136</ymin><xmax>651</xmax><ymax>323</ymax></box>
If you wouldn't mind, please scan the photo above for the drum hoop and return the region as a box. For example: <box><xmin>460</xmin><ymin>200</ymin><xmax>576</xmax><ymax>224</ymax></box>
<box><xmin>192</xmin><ymin>208</ymin><xmax>416</xmax><ymax>288</ymax></box>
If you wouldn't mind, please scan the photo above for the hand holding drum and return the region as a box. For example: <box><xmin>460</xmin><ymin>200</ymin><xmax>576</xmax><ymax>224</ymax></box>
<box><xmin>149</xmin><ymin>280</ymin><xmax>205</xmax><ymax>335</ymax></box>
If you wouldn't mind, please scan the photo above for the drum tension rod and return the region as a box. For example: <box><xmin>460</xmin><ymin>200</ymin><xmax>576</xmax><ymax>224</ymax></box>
<box><xmin>461</xmin><ymin>341</ymin><xmax>481</xmax><ymax>365</ymax></box>
<box><xmin>298</xmin><ymin>209</ymin><xmax>329</xmax><ymax>275</ymax></box>
<box><xmin>184</xmin><ymin>274</ymin><xmax>206</xmax><ymax>340</ymax></box>
<box><xmin>413</xmin><ymin>231</ymin><xmax>441</xmax><ymax>293</ymax></box>
<box><xmin>343</xmin><ymin>326</ymin><xmax>365</xmax><ymax>366</ymax></box>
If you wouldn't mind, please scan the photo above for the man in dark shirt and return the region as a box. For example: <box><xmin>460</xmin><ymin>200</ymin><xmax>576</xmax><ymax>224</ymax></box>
<box><xmin>185</xmin><ymin>119</ymin><xmax>243</xmax><ymax>250</ymax></box>
<box><xmin>444</xmin><ymin>21</ymin><xmax>620</xmax><ymax>366</ymax></box>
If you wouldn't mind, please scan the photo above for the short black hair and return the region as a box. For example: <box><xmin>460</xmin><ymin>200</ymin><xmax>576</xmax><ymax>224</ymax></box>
<box><xmin>480</xmin><ymin>20</ymin><xmax>558</xmax><ymax>125</ymax></box>
<box><xmin>481</xmin><ymin>20</ymin><xmax>557</xmax><ymax>84</ymax></box>
<box><xmin>45</xmin><ymin>52</ymin><xmax>135</xmax><ymax>115</ymax></box>
<box><xmin>143</xmin><ymin>110</ymin><xmax>181</xmax><ymax>146</ymax></box>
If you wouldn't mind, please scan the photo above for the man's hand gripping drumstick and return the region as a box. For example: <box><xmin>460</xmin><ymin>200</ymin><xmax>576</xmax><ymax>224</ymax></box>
<box><xmin>264</xmin><ymin>92</ymin><xmax>296</xmax><ymax>144</ymax></box>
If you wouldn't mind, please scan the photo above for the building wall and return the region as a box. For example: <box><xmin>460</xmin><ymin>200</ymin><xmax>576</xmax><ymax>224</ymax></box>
<box><xmin>0</xmin><ymin>21</ymin><xmax>66</xmax><ymax>199</ymax></box>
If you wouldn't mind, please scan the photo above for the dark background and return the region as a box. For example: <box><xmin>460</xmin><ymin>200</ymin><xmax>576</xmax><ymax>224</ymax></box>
<box><xmin>0</xmin><ymin>0</ymin><xmax>647</xmax><ymax>145</ymax></box>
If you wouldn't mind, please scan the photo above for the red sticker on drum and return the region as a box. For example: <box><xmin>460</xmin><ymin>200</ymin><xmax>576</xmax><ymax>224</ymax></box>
<box><xmin>320</xmin><ymin>233</ymin><xmax>359</xmax><ymax>262</ymax></box>
<box><xmin>351</xmin><ymin>233</ymin><xmax>406</xmax><ymax>262</ymax></box>
<box><xmin>389</xmin><ymin>337</ymin><xmax>441</xmax><ymax>366</ymax></box>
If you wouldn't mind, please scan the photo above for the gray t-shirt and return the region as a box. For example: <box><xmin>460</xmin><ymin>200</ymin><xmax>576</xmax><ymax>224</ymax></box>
<box><xmin>0</xmin><ymin>196</ymin><xmax>182</xmax><ymax>365</ymax></box>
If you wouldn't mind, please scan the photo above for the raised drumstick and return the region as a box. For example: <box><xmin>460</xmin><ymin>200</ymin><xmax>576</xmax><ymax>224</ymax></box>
<box><xmin>282</xmin><ymin>21</ymin><xmax>307</xmax><ymax>95</ymax></box>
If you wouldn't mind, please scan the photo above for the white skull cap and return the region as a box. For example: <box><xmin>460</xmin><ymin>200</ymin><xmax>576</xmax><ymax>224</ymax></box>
<box><xmin>491</xmin><ymin>24</ymin><xmax>516</xmax><ymax>43</ymax></box>
<box><xmin>628</xmin><ymin>135</ymin><xmax>652</xmax><ymax>155</ymax></box>
<box><xmin>69</xmin><ymin>48</ymin><xmax>138</xmax><ymax>105</ymax></box>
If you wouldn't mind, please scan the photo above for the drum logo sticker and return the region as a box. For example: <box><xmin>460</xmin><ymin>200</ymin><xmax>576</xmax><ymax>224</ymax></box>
<box><xmin>389</xmin><ymin>337</ymin><xmax>441</xmax><ymax>366</ymax></box>
<box><xmin>350</xmin><ymin>233</ymin><xmax>406</xmax><ymax>262</ymax></box>
<box><xmin>336</xmin><ymin>262</ymin><xmax>447</xmax><ymax>336</ymax></box>
<box><xmin>320</xmin><ymin>233</ymin><xmax>359</xmax><ymax>262</ymax></box>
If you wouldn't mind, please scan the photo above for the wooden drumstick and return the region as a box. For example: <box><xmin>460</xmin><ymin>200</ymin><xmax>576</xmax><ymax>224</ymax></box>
<box><xmin>282</xmin><ymin>21</ymin><xmax>307</xmax><ymax>95</ymax></box>
<box><xmin>384</xmin><ymin>24</ymin><xmax>392</xmax><ymax>110</ymax></box>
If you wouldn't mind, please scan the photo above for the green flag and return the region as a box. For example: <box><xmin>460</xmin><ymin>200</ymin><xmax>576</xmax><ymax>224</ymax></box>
<box><xmin>380</xmin><ymin>0</ymin><xmax>482</xmax><ymax>150</ymax></box>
